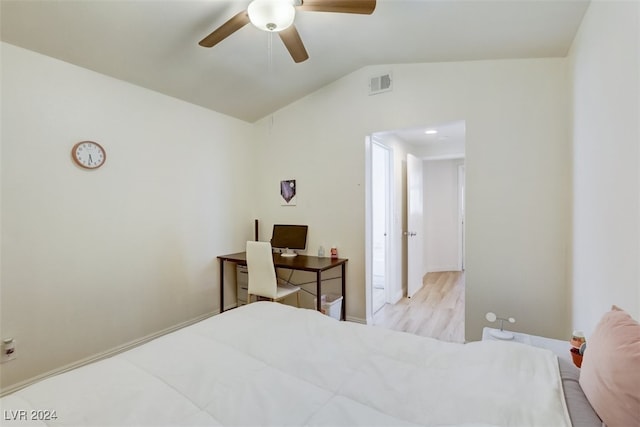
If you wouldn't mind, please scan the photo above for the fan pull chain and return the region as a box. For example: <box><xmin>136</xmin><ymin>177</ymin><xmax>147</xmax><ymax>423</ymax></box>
<box><xmin>267</xmin><ymin>32</ymin><xmax>274</xmax><ymax>73</ymax></box>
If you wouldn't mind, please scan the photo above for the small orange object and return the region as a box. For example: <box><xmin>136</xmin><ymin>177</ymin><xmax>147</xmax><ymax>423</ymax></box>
<box><xmin>330</xmin><ymin>247</ymin><xmax>338</xmax><ymax>259</ymax></box>
<box><xmin>570</xmin><ymin>347</ymin><xmax>583</xmax><ymax>368</ymax></box>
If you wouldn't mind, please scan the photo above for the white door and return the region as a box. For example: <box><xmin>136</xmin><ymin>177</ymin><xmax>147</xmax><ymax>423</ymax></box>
<box><xmin>407</xmin><ymin>153</ymin><xmax>424</xmax><ymax>298</ymax></box>
<box><xmin>372</xmin><ymin>142</ymin><xmax>391</xmax><ymax>312</ymax></box>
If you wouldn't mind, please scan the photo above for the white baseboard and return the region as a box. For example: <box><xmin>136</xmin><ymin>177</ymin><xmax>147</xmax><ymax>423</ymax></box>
<box><xmin>346</xmin><ymin>316</ymin><xmax>366</xmax><ymax>324</ymax></box>
<box><xmin>224</xmin><ymin>302</ymin><xmax>239</xmax><ymax>311</ymax></box>
<box><xmin>0</xmin><ymin>311</ymin><xmax>218</xmax><ymax>397</ymax></box>
<box><xmin>427</xmin><ymin>266</ymin><xmax>460</xmax><ymax>273</ymax></box>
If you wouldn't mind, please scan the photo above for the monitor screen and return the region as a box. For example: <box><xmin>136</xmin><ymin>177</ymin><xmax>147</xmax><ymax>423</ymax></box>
<box><xmin>270</xmin><ymin>224</ymin><xmax>308</xmax><ymax>251</ymax></box>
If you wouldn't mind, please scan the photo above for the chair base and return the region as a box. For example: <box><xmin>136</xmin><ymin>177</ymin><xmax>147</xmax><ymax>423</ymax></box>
<box><xmin>248</xmin><ymin>291</ymin><xmax>300</xmax><ymax>307</ymax></box>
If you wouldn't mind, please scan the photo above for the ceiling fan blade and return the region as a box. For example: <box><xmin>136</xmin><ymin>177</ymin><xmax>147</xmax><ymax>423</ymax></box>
<box><xmin>199</xmin><ymin>10</ymin><xmax>250</xmax><ymax>48</ymax></box>
<box><xmin>297</xmin><ymin>0</ymin><xmax>376</xmax><ymax>14</ymax></box>
<box><xmin>279</xmin><ymin>25</ymin><xmax>309</xmax><ymax>63</ymax></box>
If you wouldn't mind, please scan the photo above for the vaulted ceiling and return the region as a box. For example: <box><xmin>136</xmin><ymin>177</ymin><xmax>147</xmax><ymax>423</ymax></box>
<box><xmin>1</xmin><ymin>0</ymin><xmax>589</xmax><ymax>123</ymax></box>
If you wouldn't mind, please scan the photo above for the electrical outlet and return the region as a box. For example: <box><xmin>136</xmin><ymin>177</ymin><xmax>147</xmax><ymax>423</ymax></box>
<box><xmin>1</xmin><ymin>338</ymin><xmax>16</xmax><ymax>363</ymax></box>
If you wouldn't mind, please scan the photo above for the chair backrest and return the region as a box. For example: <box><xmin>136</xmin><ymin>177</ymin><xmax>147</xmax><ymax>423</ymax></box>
<box><xmin>246</xmin><ymin>241</ymin><xmax>278</xmax><ymax>299</ymax></box>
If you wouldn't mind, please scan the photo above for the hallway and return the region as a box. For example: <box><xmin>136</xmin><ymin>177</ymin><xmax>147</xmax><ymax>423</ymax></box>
<box><xmin>372</xmin><ymin>271</ymin><xmax>465</xmax><ymax>343</ymax></box>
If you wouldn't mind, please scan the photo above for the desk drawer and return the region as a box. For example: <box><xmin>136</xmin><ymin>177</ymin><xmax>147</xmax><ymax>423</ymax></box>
<box><xmin>237</xmin><ymin>266</ymin><xmax>248</xmax><ymax>305</ymax></box>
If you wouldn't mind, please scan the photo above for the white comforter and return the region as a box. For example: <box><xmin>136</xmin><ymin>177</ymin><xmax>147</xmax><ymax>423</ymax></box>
<box><xmin>1</xmin><ymin>302</ymin><xmax>571</xmax><ymax>426</ymax></box>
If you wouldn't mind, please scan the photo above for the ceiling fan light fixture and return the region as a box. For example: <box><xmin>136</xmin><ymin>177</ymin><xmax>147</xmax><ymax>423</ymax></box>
<box><xmin>248</xmin><ymin>0</ymin><xmax>296</xmax><ymax>32</ymax></box>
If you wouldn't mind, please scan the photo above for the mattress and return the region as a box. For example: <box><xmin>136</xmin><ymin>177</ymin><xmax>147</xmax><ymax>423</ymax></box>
<box><xmin>1</xmin><ymin>302</ymin><xmax>573</xmax><ymax>426</ymax></box>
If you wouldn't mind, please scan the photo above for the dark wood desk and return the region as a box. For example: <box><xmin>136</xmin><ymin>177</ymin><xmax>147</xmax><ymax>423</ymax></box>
<box><xmin>217</xmin><ymin>252</ymin><xmax>348</xmax><ymax>320</ymax></box>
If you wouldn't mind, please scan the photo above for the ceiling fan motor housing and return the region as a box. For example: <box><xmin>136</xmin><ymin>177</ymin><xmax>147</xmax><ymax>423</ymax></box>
<box><xmin>247</xmin><ymin>0</ymin><xmax>296</xmax><ymax>32</ymax></box>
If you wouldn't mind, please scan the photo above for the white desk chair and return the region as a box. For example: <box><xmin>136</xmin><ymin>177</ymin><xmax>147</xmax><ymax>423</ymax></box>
<box><xmin>246</xmin><ymin>241</ymin><xmax>300</xmax><ymax>306</ymax></box>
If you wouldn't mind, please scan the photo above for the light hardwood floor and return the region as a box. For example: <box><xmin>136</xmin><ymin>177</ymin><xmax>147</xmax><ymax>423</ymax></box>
<box><xmin>372</xmin><ymin>271</ymin><xmax>465</xmax><ymax>343</ymax></box>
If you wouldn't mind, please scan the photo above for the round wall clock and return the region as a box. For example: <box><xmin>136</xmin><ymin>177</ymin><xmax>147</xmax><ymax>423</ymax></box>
<box><xmin>71</xmin><ymin>141</ymin><xmax>106</xmax><ymax>169</ymax></box>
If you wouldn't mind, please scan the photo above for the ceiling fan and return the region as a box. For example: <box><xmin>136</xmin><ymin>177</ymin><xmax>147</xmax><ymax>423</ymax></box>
<box><xmin>198</xmin><ymin>0</ymin><xmax>377</xmax><ymax>63</ymax></box>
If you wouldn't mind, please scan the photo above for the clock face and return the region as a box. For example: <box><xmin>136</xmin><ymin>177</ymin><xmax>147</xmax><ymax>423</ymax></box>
<box><xmin>72</xmin><ymin>141</ymin><xmax>106</xmax><ymax>169</ymax></box>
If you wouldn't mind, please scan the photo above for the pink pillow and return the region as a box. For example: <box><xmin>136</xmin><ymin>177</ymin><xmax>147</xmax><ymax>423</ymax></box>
<box><xmin>579</xmin><ymin>305</ymin><xmax>640</xmax><ymax>427</ymax></box>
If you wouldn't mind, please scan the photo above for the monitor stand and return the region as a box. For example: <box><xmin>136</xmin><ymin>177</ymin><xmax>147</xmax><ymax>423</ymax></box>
<box><xmin>281</xmin><ymin>253</ymin><xmax>297</xmax><ymax>258</ymax></box>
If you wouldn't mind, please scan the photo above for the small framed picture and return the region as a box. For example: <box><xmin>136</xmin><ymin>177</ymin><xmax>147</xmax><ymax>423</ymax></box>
<box><xmin>280</xmin><ymin>179</ymin><xmax>297</xmax><ymax>206</ymax></box>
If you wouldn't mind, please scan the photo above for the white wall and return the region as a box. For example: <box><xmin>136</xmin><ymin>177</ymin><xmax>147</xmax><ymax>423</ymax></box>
<box><xmin>253</xmin><ymin>59</ymin><xmax>571</xmax><ymax>340</ymax></box>
<box><xmin>0</xmin><ymin>43</ymin><xmax>254</xmax><ymax>390</ymax></box>
<box><xmin>423</xmin><ymin>159</ymin><xmax>463</xmax><ymax>272</ymax></box>
<box><xmin>413</xmin><ymin>140</ymin><xmax>465</xmax><ymax>159</ymax></box>
<box><xmin>569</xmin><ymin>1</ymin><xmax>640</xmax><ymax>335</ymax></box>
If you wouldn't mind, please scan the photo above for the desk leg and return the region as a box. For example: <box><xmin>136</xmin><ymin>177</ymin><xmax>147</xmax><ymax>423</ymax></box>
<box><xmin>341</xmin><ymin>263</ymin><xmax>346</xmax><ymax>321</ymax></box>
<box><xmin>219</xmin><ymin>259</ymin><xmax>225</xmax><ymax>313</ymax></box>
<box><xmin>316</xmin><ymin>271</ymin><xmax>322</xmax><ymax>312</ymax></box>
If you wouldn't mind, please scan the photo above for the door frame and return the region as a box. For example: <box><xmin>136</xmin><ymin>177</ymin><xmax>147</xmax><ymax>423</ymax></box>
<box><xmin>457</xmin><ymin>164</ymin><xmax>466</xmax><ymax>271</ymax></box>
<box><xmin>406</xmin><ymin>153</ymin><xmax>424</xmax><ymax>298</ymax></box>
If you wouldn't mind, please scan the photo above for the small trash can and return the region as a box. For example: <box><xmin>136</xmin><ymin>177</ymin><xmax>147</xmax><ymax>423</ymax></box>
<box><xmin>320</xmin><ymin>293</ymin><xmax>343</xmax><ymax>320</ymax></box>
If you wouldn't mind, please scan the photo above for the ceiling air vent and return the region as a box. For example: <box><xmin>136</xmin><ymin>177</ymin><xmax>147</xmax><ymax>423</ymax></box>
<box><xmin>368</xmin><ymin>72</ymin><xmax>392</xmax><ymax>95</ymax></box>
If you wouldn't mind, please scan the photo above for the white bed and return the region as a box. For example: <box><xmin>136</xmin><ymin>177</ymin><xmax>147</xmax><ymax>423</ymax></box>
<box><xmin>1</xmin><ymin>302</ymin><xmax>580</xmax><ymax>426</ymax></box>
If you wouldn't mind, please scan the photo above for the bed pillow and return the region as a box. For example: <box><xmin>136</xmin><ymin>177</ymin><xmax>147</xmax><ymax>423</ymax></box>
<box><xmin>579</xmin><ymin>305</ymin><xmax>640</xmax><ymax>427</ymax></box>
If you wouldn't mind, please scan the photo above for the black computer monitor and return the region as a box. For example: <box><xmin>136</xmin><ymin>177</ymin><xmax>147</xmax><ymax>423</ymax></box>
<box><xmin>270</xmin><ymin>224</ymin><xmax>308</xmax><ymax>252</ymax></box>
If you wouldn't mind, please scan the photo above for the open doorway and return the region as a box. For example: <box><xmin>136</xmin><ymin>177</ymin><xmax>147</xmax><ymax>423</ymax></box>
<box><xmin>365</xmin><ymin>120</ymin><xmax>466</xmax><ymax>341</ymax></box>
